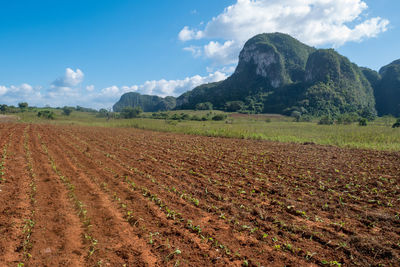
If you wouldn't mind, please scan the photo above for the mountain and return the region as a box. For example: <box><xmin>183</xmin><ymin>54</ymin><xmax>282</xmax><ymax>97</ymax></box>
<box><xmin>374</xmin><ymin>60</ymin><xmax>400</xmax><ymax>116</ymax></box>
<box><xmin>176</xmin><ymin>32</ymin><xmax>377</xmax><ymax>117</ymax></box>
<box><xmin>113</xmin><ymin>92</ymin><xmax>176</xmax><ymax>112</ymax></box>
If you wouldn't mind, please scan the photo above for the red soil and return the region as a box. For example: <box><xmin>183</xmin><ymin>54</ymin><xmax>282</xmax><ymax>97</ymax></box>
<box><xmin>0</xmin><ymin>123</ymin><xmax>399</xmax><ymax>266</ymax></box>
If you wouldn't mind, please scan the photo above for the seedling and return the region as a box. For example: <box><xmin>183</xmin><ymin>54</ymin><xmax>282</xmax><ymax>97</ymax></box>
<box><xmin>165</xmin><ymin>249</ymin><xmax>182</xmax><ymax>262</ymax></box>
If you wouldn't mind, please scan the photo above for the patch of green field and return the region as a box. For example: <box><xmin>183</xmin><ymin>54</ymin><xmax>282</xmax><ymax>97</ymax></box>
<box><xmin>10</xmin><ymin>109</ymin><xmax>400</xmax><ymax>151</ymax></box>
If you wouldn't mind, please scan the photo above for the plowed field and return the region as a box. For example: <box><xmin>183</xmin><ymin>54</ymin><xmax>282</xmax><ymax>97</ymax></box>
<box><xmin>0</xmin><ymin>123</ymin><xmax>399</xmax><ymax>266</ymax></box>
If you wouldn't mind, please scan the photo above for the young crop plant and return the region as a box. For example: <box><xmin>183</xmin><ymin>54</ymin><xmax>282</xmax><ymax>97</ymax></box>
<box><xmin>0</xmin><ymin>136</ymin><xmax>11</xmax><ymax>182</ymax></box>
<box><xmin>19</xmin><ymin>126</ymin><xmax>37</xmax><ymax>264</ymax></box>
<box><xmin>39</xmin><ymin>136</ymin><xmax>98</xmax><ymax>258</ymax></box>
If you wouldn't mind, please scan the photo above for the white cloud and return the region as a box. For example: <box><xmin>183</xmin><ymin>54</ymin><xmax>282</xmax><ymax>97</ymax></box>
<box><xmin>86</xmin><ymin>85</ymin><xmax>95</xmax><ymax>91</ymax></box>
<box><xmin>0</xmin><ymin>86</ymin><xmax>7</xmax><ymax>96</ymax></box>
<box><xmin>0</xmin><ymin>83</ymin><xmax>43</xmax><ymax>106</ymax></box>
<box><xmin>180</xmin><ymin>0</ymin><xmax>389</xmax><ymax>64</ymax></box>
<box><xmin>178</xmin><ymin>26</ymin><xmax>204</xmax><ymax>41</ymax></box>
<box><xmin>204</xmin><ymin>40</ymin><xmax>237</xmax><ymax>65</ymax></box>
<box><xmin>99</xmin><ymin>71</ymin><xmax>228</xmax><ymax>101</ymax></box>
<box><xmin>0</xmin><ymin>69</ymin><xmax>228</xmax><ymax>110</ymax></box>
<box><xmin>183</xmin><ymin>46</ymin><xmax>202</xmax><ymax>58</ymax></box>
<box><xmin>51</xmin><ymin>68</ymin><xmax>84</xmax><ymax>89</ymax></box>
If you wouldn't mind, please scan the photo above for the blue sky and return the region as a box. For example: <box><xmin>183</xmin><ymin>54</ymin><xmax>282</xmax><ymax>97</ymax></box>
<box><xmin>0</xmin><ymin>0</ymin><xmax>398</xmax><ymax>109</ymax></box>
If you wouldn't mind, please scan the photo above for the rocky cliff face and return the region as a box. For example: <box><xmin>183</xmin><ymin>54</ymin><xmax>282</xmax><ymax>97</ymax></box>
<box><xmin>238</xmin><ymin>43</ymin><xmax>283</xmax><ymax>88</ymax></box>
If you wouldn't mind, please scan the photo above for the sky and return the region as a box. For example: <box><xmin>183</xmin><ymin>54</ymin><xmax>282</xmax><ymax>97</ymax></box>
<box><xmin>0</xmin><ymin>0</ymin><xmax>399</xmax><ymax>109</ymax></box>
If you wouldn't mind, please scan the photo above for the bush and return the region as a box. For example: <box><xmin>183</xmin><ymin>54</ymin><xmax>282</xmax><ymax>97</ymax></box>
<box><xmin>299</xmin><ymin>115</ymin><xmax>313</xmax><ymax>122</ymax></box>
<box><xmin>336</xmin><ymin>113</ymin><xmax>359</xmax><ymax>125</ymax></box>
<box><xmin>62</xmin><ymin>106</ymin><xmax>73</xmax><ymax>116</ymax></box>
<box><xmin>180</xmin><ymin>113</ymin><xmax>191</xmax><ymax>120</ymax></box>
<box><xmin>18</xmin><ymin>102</ymin><xmax>28</xmax><ymax>111</ymax></box>
<box><xmin>37</xmin><ymin>110</ymin><xmax>55</xmax><ymax>119</ymax></box>
<box><xmin>165</xmin><ymin>120</ymin><xmax>178</xmax><ymax>126</ymax></box>
<box><xmin>212</xmin><ymin>114</ymin><xmax>227</xmax><ymax>121</ymax></box>
<box><xmin>0</xmin><ymin>104</ymin><xmax>8</xmax><ymax>113</ymax></box>
<box><xmin>191</xmin><ymin>115</ymin><xmax>202</xmax><ymax>121</ymax></box>
<box><xmin>195</xmin><ymin>102</ymin><xmax>213</xmax><ymax>110</ymax></box>
<box><xmin>121</xmin><ymin>107</ymin><xmax>142</xmax><ymax>119</ymax></box>
<box><xmin>224</xmin><ymin>101</ymin><xmax>245</xmax><ymax>112</ymax></box>
<box><xmin>291</xmin><ymin>111</ymin><xmax>301</xmax><ymax>122</ymax></box>
<box><xmin>152</xmin><ymin>112</ymin><xmax>169</xmax><ymax>119</ymax></box>
<box><xmin>392</xmin><ymin>119</ymin><xmax>400</xmax><ymax>128</ymax></box>
<box><xmin>318</xmin><ymin>115</ymin><xmax>334</xmax><ymax>125</ymax></box>
<box><xmin>359</xmin><ymin>118</ymin><xmax>368</xmax><ymax>126</ymax></box>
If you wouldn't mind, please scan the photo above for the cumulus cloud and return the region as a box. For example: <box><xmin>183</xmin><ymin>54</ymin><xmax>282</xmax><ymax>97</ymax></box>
<box><xmin>180</xmin><ymin>0</ymin><xmax>389</xmax><ymax>64</ymax></box>
<box><xmin>0</xmin><ymin>83</ymin><xmax>43</xmax><ymax>106</ymax></box>
<box><xmin>0</xmin><ymin>70</ymin><xmax>229</xmax><ymax>110</ymax></box>
<box><xmin>178</xmin><ymin>26</ymin><xmax>204</xmax><ymax>42</ymax></box>
<box><xmin>99</xmin><ymin>71</ymin><xmax>228</xmax><ymax>101</ymax></box>
<box><xmin>86</xmin><ymin>85</ymin><xmax>95</xmax><ymax>91</ymax></box>
<box><xmin>51</xmin><ymin>68</ymin><xmax>84</xmax><ymax>89</ymax></box>
<box><xmin>183</xmin><ymin>46</ymin><xmax>202</xmax><ymax>58</ymax></box>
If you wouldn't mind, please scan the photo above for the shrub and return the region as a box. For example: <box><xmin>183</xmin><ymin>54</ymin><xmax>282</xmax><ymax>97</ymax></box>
<box><xmin>359</xmin><ymin>118</ymin><xmax>368</xmax><ymax>126</ymax></box>
<box><xmin>299</xmin><ymin>115</ymin><xmax>313</xmax><ymax>122</ymax></box>
<box><xmin>152</xmin><ymin>112</ymin><xmax>169</xmax><ymax>119</ymax></box>
<box><xmin>336</xmin><ymin>113</ymin><xmax>359</xmax><ymax>125</ymax></box>
<box><xmin>392</xmin><ymin>119</ymin><xmax>400</xmax><ymax>128</ymax></box>
<box><xmin>225</xmin><ymin>101</ymin><xmax>245</xmax><ymax>112</ymax></box>
<box><xmin>121</xmin><ymin>107</ymin><xmax>142</xmax><ymax>119</ymax></box>
<box><xmin>318</xmin><ymin>115</ymin><xmax>334</xmax><ymax>125</ymax></box>
<box><xmin>191</xmin><ymin>115</ymin><xmax>202</xmax><ymax>121</ymax></box>
<box><xmin>37</xmin><ymin>110</ymin><xmax>55</xmax><ymax>119</ymax></box>
<box><xmin>180</xmin><ymin>113</ymin><xmax>190</xmax><ymax>120</ymax></box>
<box><xmin>18</xmin><ymin>102</ymin><xmax>28</xmax><ymax>111</ymax></box>
<box><xmin>62</xmin><ymin>106</ymin><xmax>73</xmax><ymax>116</ymax></box>
<box><xmin>165</xmin><ymin>120</ymin><xmax>178</xmax><ymax>126</ymax></box>
<box><xmin>195</xmin><ymin>102</ymin><xmax>213</xmax><ymax>110</ymax></box>
<box><xmin>212</xmin><ymin>114</ymin><xmax>227</xmax><ymax>121</ymax></box>
<box><xmin>291</xmin><ymin>111</ymin><xmax>301</xmax><ymax>122</ymax></box>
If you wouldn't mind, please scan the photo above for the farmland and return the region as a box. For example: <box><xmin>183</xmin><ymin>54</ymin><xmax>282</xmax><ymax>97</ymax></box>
<box><xmin>0</xmin><ymin>123</ymin><xmax>399</xmax><ymax>266</ymax></box>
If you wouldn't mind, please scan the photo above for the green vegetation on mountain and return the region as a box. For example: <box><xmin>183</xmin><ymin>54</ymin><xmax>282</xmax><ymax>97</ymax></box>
<box><xmin>374</xmin><ymin>59</ymin><xmax>400</xmax><ymax>116</ymax></box>
<box><xmin>113</xmin><ymin>92</ymin><xmax>176</xmax><ymax>112</ymax></box>
<box><xmin>113</xmin><ymin>33</ymin><xmax>399</xmax><ymax>119</ymax></box>
<box><xmin>176</xmin><ymin>33</ymin><xmax>377</xmax><ymax>118</ymax></box>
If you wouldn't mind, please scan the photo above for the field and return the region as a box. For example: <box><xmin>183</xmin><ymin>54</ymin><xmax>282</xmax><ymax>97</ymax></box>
<box><xmin>14</xmin><ymin>109</ymin><xmax>400</xmax><ymax>151</ymax></box>
<box><xmin>0</xmin><ymin>123</ymin><xmax>399</xmax><ymax>266</ymax></box>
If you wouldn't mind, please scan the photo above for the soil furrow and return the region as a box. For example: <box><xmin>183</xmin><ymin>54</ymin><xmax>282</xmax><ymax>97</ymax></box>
<box><xmin>26</xmin><ymin>126</ymin><xmax>86</xmax><ymax>267</ymax></box>
<box><xmin>35</xmin><ymin>125</ymin><xmax>159</xmax><ymax>266</ymax></box>
<box><xmin>0</xmin><ymin>125</ymin><xmax>32</xmax><ymax>266</ymax></box>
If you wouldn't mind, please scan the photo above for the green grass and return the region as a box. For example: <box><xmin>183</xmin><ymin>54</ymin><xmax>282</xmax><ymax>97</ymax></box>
<box><xmin>8</xmin><ymin>109</ymin><xmax>400</xmax><ymax>151</ymax></box>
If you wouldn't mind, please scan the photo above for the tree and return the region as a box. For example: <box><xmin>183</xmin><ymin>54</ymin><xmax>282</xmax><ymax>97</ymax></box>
<box><xmin>392</xmin><ymin>119</ymin><xmax>400</xmax><ymax>128</ymax></box>
<box><xmin>18</xmin><ymin>102</ymin><xmax>28</xmax><ymax>111</ymax></box>
<box><xmin>0</xmin><ymin>104</ymin><xmax>8</xmax><ymax>114</ymax></box>
<box><xmin>224</xmin><ymin>101</ymin><xmax>245</xmax><ymax>112</ymax></box>
<box><xmin>291</xmin><ymin>111</ymin><xmax>301</xmax><ymax>122</ymax></box>
<box><xmin>121</xmin><ymin>107</ymin><xmax>142</xmax><ymax>119</ymax></box>
<box><xmin>195</xmin><ymin>102</ymin><xmax>213</xmax><ymax>110</ymax></box>
<box><xmin>62</xmin><ymin>106</ymin><xmax>73</xmax><ymax>116</ymax></box>
<box><xmin>37</xmin><ymin>110</ymin><xmax>55</xmax><ymax>119</ymax></box>
<box><xmin>359</xmin><ymin>118</ymin><xmax>368</xmax><ymax>126</ymax></box>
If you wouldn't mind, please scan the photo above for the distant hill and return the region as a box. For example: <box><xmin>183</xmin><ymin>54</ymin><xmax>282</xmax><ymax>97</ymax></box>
<box><xmin>113</xmin><ymin>92</ymin><xmax>176</xmax><ymax>112</ymax></box>
<box><xmin>374</xmin><ymin>60</ymin><xmax>400</xmax><ymax>116</ymax></box>
<box><xmin>113</xmin><ymin>33</ymin><xmax>399</xmax><ymax>118</ymax></box>
<box><xmin>176</xmin><ymin>32</ymin><xmax>377</xmax><ymax>117</ymax></box>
